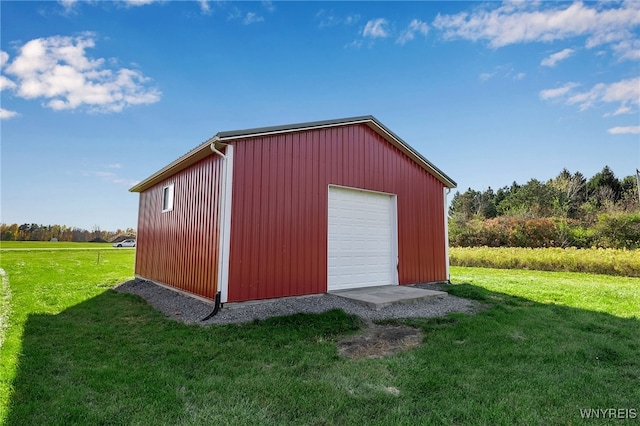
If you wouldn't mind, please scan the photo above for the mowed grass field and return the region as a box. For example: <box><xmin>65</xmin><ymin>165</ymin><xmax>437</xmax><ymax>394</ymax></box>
<box><xmin>1</xmin><ymin>242</ymin><xmax>639</xmax><ymax>425</ymax></box>
<box><xmin>0</xmin><ymin>241</ymin><xmax>114</xmax><ymax>249</ymax></box>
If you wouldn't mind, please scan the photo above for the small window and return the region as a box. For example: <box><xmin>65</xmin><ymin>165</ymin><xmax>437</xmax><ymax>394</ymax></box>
<box><xmin>162</xmin><ymin>184</ymin><xmax>174</xmax><ymax>212</ymax></box>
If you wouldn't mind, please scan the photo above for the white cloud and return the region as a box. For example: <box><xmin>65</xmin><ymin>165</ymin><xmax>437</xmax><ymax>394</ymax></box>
<box><xmin>541</xmin><ymin>77</ymin><xmax>640</xmax><ymax>115</ymax></box>
<box><xmin>0</xmin><ymin>51</ymin><xmax>9</xmax><ymax>69</ymax></box>
<box><xmin>612</xmin><ymin>39</ymin><xmax>640</xmax><ymax>61</ymax></box>
<box><xmin>479</xmin><ymin>65</ymin><xmax>525</xmax><ymax>82</ymax></box>
<box><xmin>0</xmin><ymin>108</ymin><xmax>18</xmax><ymax>120</ymax></box>
<box><xmin>2</xmin><ymin>34</ymin><xmax>160</xmax><ymax>113</ymax></box>
<box><xmin>479</xmin><ymin>72</ymin><xmax>495</xmax><ymax>81</ymax></box>
<box><xmin>316</xmin><ymin>10</ymin><xmax>360</xmax><ymax>28</ymax></box>
<box><xmin>93</xmin><ymin>171</ymin><xmax>115</xmax><ymax>178</ymax></box>
<box><xmin>539</xmin><ymin>82</ymin><xmax>579</xmax><ymax>100</ymax></box>
<box><xmin>227</xmin><ymin>7</ymin><xmax>242</xmax><ymax>21</ymax></box>
<box><xmin>198</xmin><ymin>0</ymin><xmax>211</xmax><ymax>14</ymax></box>
<box><xmin>244</xmin><ymin>12</ymin><xmax>264</xmax><ymax>25</ymax></box>
<box><xmin>363</xmin><ymin>18</ymin><xmax>389</xmax><ymax>38</ymax></box>
<box><xmin>541</xmin><ymin>48</ymin><xmax>575</xmax><ymax>67</ymax></box>
<box><xmin>601</xmin><ymin>77</ymin><xmax>640</xmax><ymax>108</ymax></box>
<box><xmin>605</xmin><ymin>105</ymin><xmax>632</xmax><ymax>117</ymax></box>
<box><xmin>106</xmin><ymin>163</ymin><xmax>123</xmax><ymax>169</ymax></box>
<box><xmin>59</xmin><ymin>0</ymin><xmax>163</xmax><ymax>12</ymax></box>
<box><xmin>58</xmin><ymin>0</ymin><xmax>77</xmax><ymax>13</ymax></box>
<box><xmin>0</xmin><ymin>75</ymin><xmax>16</xmax><ymax>91</ymax></box>
<box><xmin>433</xmin><ymin>1</ymin><xmax>640</xmax><ymax>59</ymax></box>
<box><xmin>262</xmin><ymin>1</ymin><xmax>275</xmax><ymax>13</ymax></box>
<box><xmin>344</xmin><ymin>40</ymin><xmax>363</xmax><ymax>49</ymax></box>
<box><xmin>396</xmin><ymin>19</ymin><xmax>429</xmax><ymax>45</ymax></box>
<box><xmin>316</xmin><ymin>10</ymin><xmax>339</xmax><ymax>28</ymax></box>
<box><xmin>83</xmin><ymin>169</ymin><xmax>138</xmax><ymax>186</ymax></box>
<box><xmin>123</xmin><ymin>0</ymin><xmax>158</xmax><ymax>6</ymax></box>
<box><xmin>607</xmin><ymin>126</ymin><xmax>640</xmax><ymax>135</ymax></box>
<box><xmin>344</xmin><ymin>15</ymin><xmax>359</xmax><ymax>26</ymax></box>
<box><xmin>566</xmin><ymin>84</ymin><xmax>604</xmax><ymax>110</ymax></box>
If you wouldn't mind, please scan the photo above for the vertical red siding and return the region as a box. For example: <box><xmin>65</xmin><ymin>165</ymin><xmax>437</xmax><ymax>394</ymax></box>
<box><xmin>227</xmin><ymin>124</ymin><xmax>447</xmax><ymax>302</ymax></box>
<box><xmin>135</xmin><ymin>155</ymin><xmax>223</xmax><ymax>300</ymax></box>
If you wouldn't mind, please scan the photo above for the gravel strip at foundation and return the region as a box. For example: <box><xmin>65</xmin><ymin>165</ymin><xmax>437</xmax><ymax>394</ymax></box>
<box><xmin>115</xmin><ymin>279</ymin><xmax>482</xmax><ymax>325</ymax></box>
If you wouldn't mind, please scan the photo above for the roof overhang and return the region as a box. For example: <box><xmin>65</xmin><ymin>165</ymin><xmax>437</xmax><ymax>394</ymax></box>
<box><xmin>129</xmin><ymin>138</ymin><xmax>224</xmax><ymax>193</ymax></box>
<box><xmin>130</xmin><ymin>115</ymin><xmax>456</xmax><ymax>193</ymax></box>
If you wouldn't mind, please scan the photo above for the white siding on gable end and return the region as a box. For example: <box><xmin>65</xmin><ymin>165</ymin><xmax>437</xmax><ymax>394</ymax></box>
<box><xmin>327</xmin><ymin>185</ymin><xmax>398</xmax><ymax>291</ymax></box>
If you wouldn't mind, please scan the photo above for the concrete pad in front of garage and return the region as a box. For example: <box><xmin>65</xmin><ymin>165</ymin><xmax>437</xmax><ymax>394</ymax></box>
<box><xmin>331</xmin><ymin>285</ymin><xmax>447</xmax><ymax>310</ymax></box>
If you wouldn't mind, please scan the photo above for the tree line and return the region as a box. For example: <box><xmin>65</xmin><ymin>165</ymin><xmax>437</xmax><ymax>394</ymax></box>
<box><xmin>0</xmin><ymin>223</ymin><xmax>136</xmax><ymax>243</ymax></box>
<box><xmin>449</xmin><ymin>166</ymin><xmax>640</xmax><ymax>249</ymax></box>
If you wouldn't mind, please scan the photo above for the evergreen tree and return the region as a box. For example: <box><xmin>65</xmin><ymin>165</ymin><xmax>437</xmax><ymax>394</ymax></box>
<box><xmin>587</xmin><ymin>166</ymin><xmax>622</xmax><ymax>203</ymax></box>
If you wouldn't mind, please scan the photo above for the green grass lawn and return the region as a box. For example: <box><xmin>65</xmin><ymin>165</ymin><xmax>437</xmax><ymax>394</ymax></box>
<box><xmin>1</xmin><ymin>247</ymin><xmax>639</xmax><ymax>425</ymax></box>
<box><xmin>0</xmin><ymin>241</ymin><xmax>115</xmax><ymax>249</ymax></box>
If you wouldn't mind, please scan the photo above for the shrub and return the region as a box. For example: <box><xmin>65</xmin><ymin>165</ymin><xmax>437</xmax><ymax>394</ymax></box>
<box><xmin>449</xmin><ymin>217</ymin><xmax>561</xmax><ymax>248</ymax></box>
<box><xmin>592</xmin><ymin>212</ymin><xmax>640</xmax><ymax>249</ymax></box>
<box><xmin>555</xmin><ymin>219</ymin><xmax>593</xmax><ymax>248</ymax></box>
<box><xmin>449</xmin><ymin>213</ymin><xmax>639</xmax><ymax>249</ymax></box>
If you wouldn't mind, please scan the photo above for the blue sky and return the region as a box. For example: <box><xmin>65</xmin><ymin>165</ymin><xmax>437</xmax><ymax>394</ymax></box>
<box><xmin>1</xmin><ymin>1</ymin><xmax>639</xmax><ymax>231</ymax></box>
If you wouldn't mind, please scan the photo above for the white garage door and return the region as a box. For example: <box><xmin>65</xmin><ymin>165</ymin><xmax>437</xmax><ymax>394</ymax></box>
<box><xmin>327</xmin><ymin>186</ymin><xmax>397</xmax><ymax>291</ymax></box>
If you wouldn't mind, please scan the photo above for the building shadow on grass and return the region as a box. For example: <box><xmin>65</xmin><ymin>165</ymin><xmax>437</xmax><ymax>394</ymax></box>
<box><xmin>5</xmin><ymin>290</ymin><xmax>360</xmax><ymax>425</ymax></box>
<box><xmin>6</xmin><ymin>285</ymin><xmax>640</xmax><ymax>425</ymax></box>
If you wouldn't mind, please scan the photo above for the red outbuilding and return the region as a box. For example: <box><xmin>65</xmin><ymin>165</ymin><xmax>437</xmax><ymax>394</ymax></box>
<box><xmin>130</xmin><ymin>116</ymin><xmax>456</xmax><ymax>304</ymax></box>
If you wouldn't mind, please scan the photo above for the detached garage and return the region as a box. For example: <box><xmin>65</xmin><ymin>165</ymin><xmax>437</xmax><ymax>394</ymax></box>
<box><xmin>130</xmin><ymin>116</ymin><xmax>456</xmax><ymax>304</ymax></box>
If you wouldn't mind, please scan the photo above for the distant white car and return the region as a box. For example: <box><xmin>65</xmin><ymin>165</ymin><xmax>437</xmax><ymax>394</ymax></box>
<box><xmin>113</xmin><ymin>239</ymin><xmax>136</xmax><ymax>248</ymax></box>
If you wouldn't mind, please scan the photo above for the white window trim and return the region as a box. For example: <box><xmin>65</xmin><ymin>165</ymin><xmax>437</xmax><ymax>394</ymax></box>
<box><xmin>162</xmin><ymin>183</ymin><xmax>174</xmax><ymax>212</ymax></box>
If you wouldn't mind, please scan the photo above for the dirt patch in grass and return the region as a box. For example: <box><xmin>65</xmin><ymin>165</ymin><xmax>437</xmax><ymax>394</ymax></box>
<box><xmin>337</xmin><ymin>323</ymin><xmax>423</xmax><ymax>360</ymax></box>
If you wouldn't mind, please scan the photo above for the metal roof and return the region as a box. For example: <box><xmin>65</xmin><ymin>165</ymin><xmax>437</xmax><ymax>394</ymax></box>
<box><xmin>216</xmin><ymin>116</ymin><xmax>375</xmax><ymax>139</ymax></box>
<box><xmin>130</xmin><ymin>115</ymin><xmax>456</xmax><ymax>192</ymax></box>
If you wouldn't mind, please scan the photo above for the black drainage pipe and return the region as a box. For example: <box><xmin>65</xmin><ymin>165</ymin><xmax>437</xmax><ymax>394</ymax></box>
<box><xmin>201</xmin><ymin>291</ymin><xmax>222</xmax><ymax>321</ymax></box>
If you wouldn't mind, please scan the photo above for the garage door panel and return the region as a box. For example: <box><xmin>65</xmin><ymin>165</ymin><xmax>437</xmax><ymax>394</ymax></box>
<box><xmin>328</xmin><ymin>186</ymin><xmax>397</xmax><ymax>291</ymax></box>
